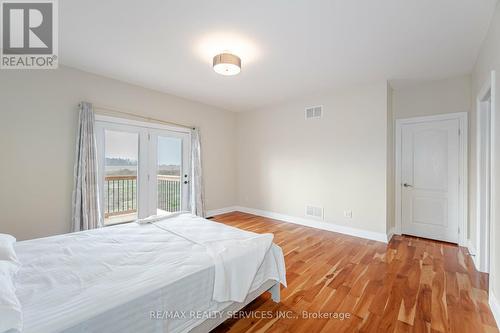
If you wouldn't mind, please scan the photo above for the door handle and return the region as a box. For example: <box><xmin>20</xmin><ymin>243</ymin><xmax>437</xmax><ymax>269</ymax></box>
<box><xmin>403</xmin><ymin>183</ymin><xmax>413</xmax><ymax>188</ymax></box>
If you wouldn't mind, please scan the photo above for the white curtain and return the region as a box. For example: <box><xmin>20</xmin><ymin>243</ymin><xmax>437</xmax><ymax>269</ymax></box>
<box><xmin>72</xmin><ymin>102</ymin><xmax>102</xmax><ymax>231</ymax></box>
<box><xmin>190</xmin><ymin>128</ymin><xmax>205</xmax><ymax>217</ymax></box>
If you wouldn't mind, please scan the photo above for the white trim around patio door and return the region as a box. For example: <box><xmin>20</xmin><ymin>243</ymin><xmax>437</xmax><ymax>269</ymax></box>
<box><xmin>394</xmin><ymin>112</ymin><xmax>468</xmax><ymax>246</ymax></box>
<box><xmin>95</xmin><ymin>115</ymin><xmax>191</xmax><ymax>224</ymax></box>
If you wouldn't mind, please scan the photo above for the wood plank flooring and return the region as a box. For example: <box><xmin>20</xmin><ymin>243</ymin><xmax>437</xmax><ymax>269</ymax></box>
<box><xmin>210</xmin><ymin>212</ymin><xmax>498</xmax><ymax>333</ymax></box>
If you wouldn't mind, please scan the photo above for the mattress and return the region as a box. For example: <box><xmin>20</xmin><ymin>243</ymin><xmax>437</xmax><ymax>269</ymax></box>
<box><xmin>13</xmin><ymin>215</ymin><xmax>286</xmax><ymax>333</ymax></box>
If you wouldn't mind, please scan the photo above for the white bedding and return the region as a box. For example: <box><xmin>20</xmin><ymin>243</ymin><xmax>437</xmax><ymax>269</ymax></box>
<box><xmin>14</xmin><ymin>214</ymin><xmax>286</xmax><ymax>333</ymax></box>
<box><xmin>149</xmin><ymin>214</ymin><xmax>275</xmax><ymax>302</ymax></box>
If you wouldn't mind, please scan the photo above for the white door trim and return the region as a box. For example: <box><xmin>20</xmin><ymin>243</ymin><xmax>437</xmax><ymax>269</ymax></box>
<box><xmin>395</xmin><ymin>112</ymin><xmax>468</xmax><ymax>246</ymax></box>
<box><xmin>476</xmin><ymin>70</ymin><xmax>496</xmax><ymax>273</ymax></box>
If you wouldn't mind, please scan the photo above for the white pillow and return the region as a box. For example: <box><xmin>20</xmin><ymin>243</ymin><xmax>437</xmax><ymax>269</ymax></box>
<box><xmin>0</xmin><ymin>234</ymin><xmax>18</xmax><ymax>263</ymax></box>
<box><xmin>0</xmin><ymin>261</ymin><xmax>22</xmax><ymax>333</ymax></box>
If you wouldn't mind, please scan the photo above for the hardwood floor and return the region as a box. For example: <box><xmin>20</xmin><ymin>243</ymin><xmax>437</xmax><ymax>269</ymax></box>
<box><xmin>210</xmin><ymin>212</ymin><xmax>498</xmax><ymax>333</ymax></box>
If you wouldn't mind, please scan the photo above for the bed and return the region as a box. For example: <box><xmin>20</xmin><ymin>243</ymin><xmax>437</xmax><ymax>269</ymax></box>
<box><xmin>1</xmin><ymin>213</ymin><xmax>287</xmax><ymax>333</ymax></box>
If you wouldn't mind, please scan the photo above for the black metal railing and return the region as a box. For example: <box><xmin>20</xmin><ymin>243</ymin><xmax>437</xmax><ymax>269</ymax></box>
<box><xmin>104</xmin><ymin>175</ymin><xmax>181</xmax><ymax>218</ymax></box>
<box><xmin>157</xmin><ymin>175</ymin><xmax>181</xmax><ymax>212</ymax></box>
<box><xmin>104</xmin><ymin>175</ymin><xmax>137</xmax><ymax>218</ymax></box>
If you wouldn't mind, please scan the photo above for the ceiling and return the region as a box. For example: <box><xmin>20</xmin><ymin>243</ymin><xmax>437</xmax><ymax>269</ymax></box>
<box><xmin>60</xmin><ymin>0</ymin><xmax>497</xmax><ymax>111</ymax></box>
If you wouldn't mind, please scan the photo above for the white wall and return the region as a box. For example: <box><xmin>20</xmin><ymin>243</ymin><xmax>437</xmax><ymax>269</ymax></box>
<box><xmin>0</xmin><ymin>66</ymin><xmax>237</xmax><ymax>240</ymax></box>
<box><xmin>392</xmin><ymin>75</ymin><xmax>471</xmax><ymax>120</ymax></box>
<box><xmin>473</xmin><ymin>1</ymin><xmax>500</xmax><ymax>312</ymax></box>
<box><xmin>236</xmin><ymin>82</ymin><xmax>390</xmax><ymax>234</ymax></box>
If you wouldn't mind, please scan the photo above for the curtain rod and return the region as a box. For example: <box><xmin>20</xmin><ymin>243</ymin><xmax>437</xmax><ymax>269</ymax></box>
<box><xmin>79</xmin><ymin>103</ymin><xmax>195</xmax><ymax>130</ymax></box>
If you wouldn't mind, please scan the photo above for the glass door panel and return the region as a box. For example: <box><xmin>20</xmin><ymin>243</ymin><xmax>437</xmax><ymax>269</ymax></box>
<box><xmin>156</xmin><ymin>136</ymin><xmax>182</xmax><ymax>214</ymax></box>
<box><xmin>153</xmin><ymin>133</ymin><xmax>190</xmax><ymax>214</ymax></box>
<box><xmin>103</xmin><ymin>129</ymin><xmax>139</xmax><ymax>225</ymax></box>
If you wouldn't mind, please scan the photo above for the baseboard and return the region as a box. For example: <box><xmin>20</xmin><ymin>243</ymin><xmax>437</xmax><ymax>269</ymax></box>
<box><xmin>467</xmin><ymin>239</ymin><xmax>481</xmax><ymax>272</ymax></box>
<box><xmin>206</xmin><ymin>206</ymin><xmax>391</xmax><ymax>243</ymax></box>
<box><xmin>387</xmin><ymin>227</ymin><xmax>395</xmax><ymax>242</ymax></box>
<box><xmin>232</xmin><ymin>206</ymin><xmax>390</xmax><ymax>243</ymax></box>
<box><xmin>205</xmin><ymin>206</ymin><xmax>238</xmax><ymax>218</ymax></box>
<box><xmin>490</xmin><ymin>291</ymin><xmax>500</xmax><ymax>328</ymax></box>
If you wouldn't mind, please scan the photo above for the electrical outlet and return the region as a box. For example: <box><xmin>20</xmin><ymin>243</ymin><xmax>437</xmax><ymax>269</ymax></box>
<box><xmin>344</xmin><ymin>210</ymin><xmax>352</xmax><ymax>219</ymax></box>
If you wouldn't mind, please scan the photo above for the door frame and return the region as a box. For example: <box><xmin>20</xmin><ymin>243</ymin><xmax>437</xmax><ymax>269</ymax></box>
<box><xmin>394</xmin><ymin>112</ymin><xmax>468</xmax><ymax>246</ymax></box>
<box><xmin>475</xmin><ymin>70</ymin><xmax>496</xmax><ymax>273</ymax></box>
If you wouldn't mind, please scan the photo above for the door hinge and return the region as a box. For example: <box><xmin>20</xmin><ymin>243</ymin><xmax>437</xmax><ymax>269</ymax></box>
<box><xmin>458</xmin><ymin>129</ymin><xmax>461</xmax><ymax>136</ymax></box>
<box><xmin>148</xmin><ymin>133</ymin><xmax>151</xmax><ymax>141</ymax></box>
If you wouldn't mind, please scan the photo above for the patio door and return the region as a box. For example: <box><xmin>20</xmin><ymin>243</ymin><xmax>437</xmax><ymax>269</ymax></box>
<box><xmin>96</xmin><ymin>117</ymin><xmax>191</xmax><ymax>225</ymax></box>
<box><xmin>148</xmin><ymin>130</ymin><xmax>190</xmax><ymax>218</ymax></box>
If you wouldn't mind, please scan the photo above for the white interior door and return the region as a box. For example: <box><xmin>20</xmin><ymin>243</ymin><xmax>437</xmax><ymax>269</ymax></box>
<box><xmin>401</xmin><ymin>119</ymin><xmax>460</xmax><ymax>243</ymax></box>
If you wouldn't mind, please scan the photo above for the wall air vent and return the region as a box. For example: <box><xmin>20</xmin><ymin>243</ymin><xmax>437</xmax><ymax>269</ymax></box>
<box><xmin>305</xmin><ymin>105</ymin><xmax>323</xmax><ymax>119</ymax></box>
<box><xmin>306</xmin><ymin>205</ymin><xmax>324</xmax><ymax>219</ymax></box>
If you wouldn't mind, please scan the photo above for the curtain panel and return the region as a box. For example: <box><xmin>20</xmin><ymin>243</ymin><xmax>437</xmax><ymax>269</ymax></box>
<box><xmin>71</xmin><ymin>102</ymin><xmax>102</xmax><ymax>231</ymax></box>
<box><xmin>190</xmin><ymin>128</ymin><xmax>205</xmax><ymax>217</ymax></box>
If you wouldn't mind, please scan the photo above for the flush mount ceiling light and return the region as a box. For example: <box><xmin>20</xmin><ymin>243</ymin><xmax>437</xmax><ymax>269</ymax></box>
<box><xmin>213</xmin><ymin>53</ymin><xmax>241</xmax><ymax>76</ymax></box>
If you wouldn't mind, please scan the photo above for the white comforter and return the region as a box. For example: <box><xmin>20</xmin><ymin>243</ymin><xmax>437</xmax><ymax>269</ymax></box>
<box><xmin>14</xmin><ymin>214</ymin><xmax>287</xmax><ymax>333</ymax></box>
<box><xmin>150</xmin><ymin>215</ymin><xmax>276</xmax><ymax>302</ymax></box>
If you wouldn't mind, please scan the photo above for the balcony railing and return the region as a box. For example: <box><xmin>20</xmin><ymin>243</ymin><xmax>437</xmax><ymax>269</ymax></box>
<box><xmin>157</xmin><ymin>175</ymin><xmax>181</xmax><ymax>212</ymax></box>
<box><xmin>104</xmin><ymin>175</ymin><xmax>137</xmax><ymax>218</ymax></box>
<box><xmin>104</xmin><ymin>174</ymin><xmax>181</xmax><ymax>219</ymax></box>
